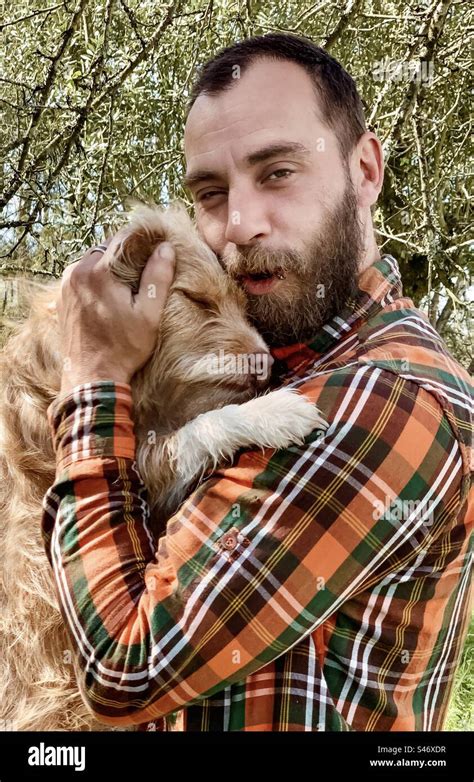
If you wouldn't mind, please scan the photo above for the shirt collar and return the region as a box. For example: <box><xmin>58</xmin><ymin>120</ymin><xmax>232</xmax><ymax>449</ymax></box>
<box><xmin>269</xmin><ymin>254</ymin><xmax>403</xmax><ymax>380</ymax></box>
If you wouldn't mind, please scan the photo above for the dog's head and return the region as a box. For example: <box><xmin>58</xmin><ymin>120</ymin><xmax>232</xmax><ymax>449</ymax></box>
<box><xmin>109</xmin><ymin>200</ymin><xmax>274</xmax><ymax>431</ymax></box>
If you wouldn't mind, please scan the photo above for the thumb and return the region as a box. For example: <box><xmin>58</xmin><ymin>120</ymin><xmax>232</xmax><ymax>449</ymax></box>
<box><xmin>138</xmin><ymin>241</ymin><xmax>176</xmax><ymax>314</ymax></box>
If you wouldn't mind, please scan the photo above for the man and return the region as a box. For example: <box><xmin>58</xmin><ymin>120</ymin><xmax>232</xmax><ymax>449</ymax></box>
<box><xmin>42</xmin><ymin>33</ymin><xmax>472</xmax><ymax>731</ymax></box>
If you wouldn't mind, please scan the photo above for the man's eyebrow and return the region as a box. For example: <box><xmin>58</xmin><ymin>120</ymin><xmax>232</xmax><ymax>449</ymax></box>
<box><xmin>184</xmin><ymin>141</ymin><xmax>311</xmax><ymax>190</ymax></box>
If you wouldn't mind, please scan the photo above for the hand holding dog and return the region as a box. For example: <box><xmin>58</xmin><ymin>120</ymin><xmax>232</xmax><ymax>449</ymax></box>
<box><xmin>57</xmin><ymin>234</ymin><xmax>176</xmax><ymax>396</ymax></box>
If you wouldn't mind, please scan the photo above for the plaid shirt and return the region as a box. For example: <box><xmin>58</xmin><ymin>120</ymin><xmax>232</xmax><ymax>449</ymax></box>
<box><xmin>41</xmin><ymin>255</ymin><xmax>473</xmax><ymax>732</ymax></box>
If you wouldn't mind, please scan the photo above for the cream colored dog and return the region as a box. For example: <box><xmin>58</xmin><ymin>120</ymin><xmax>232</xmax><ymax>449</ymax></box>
<box><xmin>0</xmin><ymin>201</ymin><xmax>326</xmax><ymax>731</ymax></box>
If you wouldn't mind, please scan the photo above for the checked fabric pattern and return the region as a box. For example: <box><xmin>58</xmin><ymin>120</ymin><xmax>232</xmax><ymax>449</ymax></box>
<box><xmin>42</xmin><ymin>256</ymin><xmax>473</xmax><ymax>731</ymax></box>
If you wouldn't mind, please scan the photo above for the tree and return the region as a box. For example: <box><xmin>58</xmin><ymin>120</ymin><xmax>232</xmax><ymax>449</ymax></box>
<box><xmin>1</xmin><ymin>0</ymin><xmax>472</xmax><ymax>367</ymax></box>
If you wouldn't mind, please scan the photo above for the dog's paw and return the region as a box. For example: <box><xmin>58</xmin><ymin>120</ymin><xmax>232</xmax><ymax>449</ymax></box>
<box><xmin>241</xmin><ymin>387</ymin><xmax>328</xmax><ymax>450</ymax></box>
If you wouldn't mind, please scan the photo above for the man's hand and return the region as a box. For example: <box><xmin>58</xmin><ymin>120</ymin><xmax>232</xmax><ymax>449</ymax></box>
<box><xmin>56</xmin><ymin>233</ymin><xmax>176</xmax><ymax>397</ymax></box>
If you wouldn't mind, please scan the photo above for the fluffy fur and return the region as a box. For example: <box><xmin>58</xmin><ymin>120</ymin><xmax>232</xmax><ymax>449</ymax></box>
<box><xmin>0</xmin><ymin>200</ymin><xmax>325</xmax><ymax>731</ymax></box>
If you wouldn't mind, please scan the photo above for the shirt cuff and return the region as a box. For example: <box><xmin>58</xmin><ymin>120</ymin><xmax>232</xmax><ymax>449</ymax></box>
<box><xmin>47</xmin><ymin>381</ymin><xmax>136</xmax><ymax>472</ymax></box>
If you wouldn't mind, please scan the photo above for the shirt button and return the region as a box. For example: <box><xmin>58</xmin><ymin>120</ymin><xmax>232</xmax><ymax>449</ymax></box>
<box><xmin>218</xmin><ymin>527</ymin><xmax>239</xmax><ymax>550</ymax></box>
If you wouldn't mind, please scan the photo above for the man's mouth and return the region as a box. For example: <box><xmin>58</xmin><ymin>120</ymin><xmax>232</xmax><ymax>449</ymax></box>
<box><xmin>235</xmin><ymin>268</ymin><xmax>287</xmax><ymax>295</ymax></box>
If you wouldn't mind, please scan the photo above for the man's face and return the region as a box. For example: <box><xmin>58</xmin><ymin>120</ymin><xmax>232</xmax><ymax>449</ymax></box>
<box><xmin>184</xmin><ymin>58</ymin><xmax>364</xmax><ymax>346</ymax></box>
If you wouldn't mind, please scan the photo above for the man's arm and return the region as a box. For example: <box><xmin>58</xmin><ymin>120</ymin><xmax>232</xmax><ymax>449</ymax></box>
<box><xmin>41</xmin><ymin>364</ymin><xmax>464</xmax><ymax>727</ymax></box>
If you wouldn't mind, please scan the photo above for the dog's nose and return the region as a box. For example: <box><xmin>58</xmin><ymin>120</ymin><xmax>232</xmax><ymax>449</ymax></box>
<box><xmin>248</xmin><ymin>352</ymin><xmax>274</xmax><ymax>387</ymax></box>
<box><xmin>249</xmin><ymin>351</ymin><xmax>273</xmax><ymax>369</ymax></box>
<box><xmin>248</xmin><ymin>352</ymin><xmax>273</xmax><ymax>374</ymax></box>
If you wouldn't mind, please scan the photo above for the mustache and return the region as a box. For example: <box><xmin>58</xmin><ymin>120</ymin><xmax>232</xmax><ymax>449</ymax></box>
<box><xmin>234</xmin><ymin>268</ymin><xmax>287</xmax><ymax>281</ymax></box>
<box><xmin>223</xmin><ymin>246</ymin><xmax>307</xmax><ymax>281</ymax></box>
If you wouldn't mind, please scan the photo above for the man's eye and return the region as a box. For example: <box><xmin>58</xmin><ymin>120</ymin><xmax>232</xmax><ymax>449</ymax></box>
<box><xmin>266</xmin><ymin>168</ymin><xmax>294</xmax><ymax>181</ymax></box>
<box><xmin>199</xmin><ymin>191</ymin><xmax>221</xmax><ymax>202</ymax></box>
<box><xmin>198</xmin><ymin>169</ymin><xmax>294</xmax><ymax>202</ymax></box>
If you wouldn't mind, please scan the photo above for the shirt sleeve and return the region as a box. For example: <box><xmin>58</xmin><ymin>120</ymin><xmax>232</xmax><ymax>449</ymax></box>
<box><xmin>41</xmin><ymin>367</ymin><xmax>465</xmax><ymax>727</ymax></box>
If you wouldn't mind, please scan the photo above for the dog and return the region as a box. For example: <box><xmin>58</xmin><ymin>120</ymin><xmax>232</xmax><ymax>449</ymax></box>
<box><xmin>0</xmin><ymin>200</ymin><xmax>326</xmax><ymax>731</ymax></box>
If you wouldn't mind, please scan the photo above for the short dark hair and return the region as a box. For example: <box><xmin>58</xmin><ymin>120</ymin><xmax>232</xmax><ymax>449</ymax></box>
<box><xmin>186</xmin><ymin>32</ymin><xmax>367</xmax><ymax>159</ymax></box>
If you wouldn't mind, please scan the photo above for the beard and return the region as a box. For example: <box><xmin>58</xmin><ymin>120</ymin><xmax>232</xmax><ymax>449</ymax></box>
<box><xmin>222</xmin><ymin>178</ymin><xmax>364</xmax><ymax>347</ymax></box>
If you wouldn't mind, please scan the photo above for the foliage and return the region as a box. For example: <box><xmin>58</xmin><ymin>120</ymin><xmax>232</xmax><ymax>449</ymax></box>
<box><xmin>1</xmin><ymin>1</ymin><xmax>472</xmax><ymax>367</ymax></box>
<box><xmin>0</xmin><ymin>0</ymin><xmax>472</xmax><ymax>728</ymax></box>
<box><xmin>445</xmin><ymin>617</ymin><xmax>473</xmax><ymax>731</ymax></box>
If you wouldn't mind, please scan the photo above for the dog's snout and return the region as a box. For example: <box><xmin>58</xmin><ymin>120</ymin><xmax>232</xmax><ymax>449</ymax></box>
<box><xmin>219</xmin><ymin>350</ymin><xmax>274</xmax><ymax>392</ymax></box>
<box><xmin>249</xmin><ymin>351</ymin><xmax>274</xmax><ymax>372</ymax></box>
<box><xmin>248</xmin><ymin>351</ymin><xmax>273</xmax><ymax>388</ymax></box>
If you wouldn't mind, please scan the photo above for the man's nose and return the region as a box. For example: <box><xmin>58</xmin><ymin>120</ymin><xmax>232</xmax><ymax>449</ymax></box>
<box><xmin>224</xmin><ymin>194</ymin><xmax>271</xmax><ymax>246</ymax></box>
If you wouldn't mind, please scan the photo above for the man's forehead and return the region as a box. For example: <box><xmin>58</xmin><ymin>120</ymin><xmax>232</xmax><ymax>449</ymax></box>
<box><xmin>184</xmin><ymin>58</ymin><xmax>322</xmax><ymax>162</ymax></box>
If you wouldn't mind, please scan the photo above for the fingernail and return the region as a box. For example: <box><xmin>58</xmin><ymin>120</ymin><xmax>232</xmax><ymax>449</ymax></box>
<box><xmin>158</xmin><ymin>242</ymin><xmax>175</xmax><ymax>261</ymax></box>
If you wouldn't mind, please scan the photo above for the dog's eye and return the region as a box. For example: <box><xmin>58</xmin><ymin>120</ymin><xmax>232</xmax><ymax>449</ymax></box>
<box><xmin>179</xmin><ymin>289</ymin><xmax>218</xmax><ymax>312</ymax></box>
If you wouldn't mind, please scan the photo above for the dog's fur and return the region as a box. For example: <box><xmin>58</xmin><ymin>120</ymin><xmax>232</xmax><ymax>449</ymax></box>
<box><xmin>0</xmin><ymin>201</ymin><xmax>325</xmax><ymax>731</ymax></box>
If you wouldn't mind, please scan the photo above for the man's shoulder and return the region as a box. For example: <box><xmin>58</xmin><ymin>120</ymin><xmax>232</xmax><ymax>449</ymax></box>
<box><xmin>355</xmin><ymin>300</ymin><xmax>472</xmax><ymax>426</ymax></box>
<box><xmin>357</xmin><ymin>297</ymin><xmax>448</xmax><ymax>362</ymax></box>
<box><xmin>294</xmin><ymin>301</ymin><xmax>472</xmax><ymax>479</ymax></box>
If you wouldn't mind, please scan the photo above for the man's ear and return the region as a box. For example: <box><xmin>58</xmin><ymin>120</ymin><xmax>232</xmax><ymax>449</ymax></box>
<box><xmin>351</xmin><ymin>132</ymin><xmax>384</xmax><ymax>208</ymax></box>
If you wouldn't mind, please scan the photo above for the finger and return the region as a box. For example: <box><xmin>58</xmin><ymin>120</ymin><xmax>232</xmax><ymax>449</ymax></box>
<box><xmin>62</xmin><ymin>251</ymin><xmax>100</xmax><ymax>284</ymax></box>
<box><xmin>85</xmin><ymin>236</ymin><xmax>118</xmax><ymax>267</ymax></box>
<box><xmin>65</xmin><ymin>238</ymin><xmax>114</xmax><ymax>283</ymax></box>
<box><xmin>92</xmin><ymin>229</ymin><xmax>134</xmax><ymax>276</ymax></box>
<box><xmin>137</xmin><ymin>242</ymin><xmax>176</xmax><ymax>312</ymax></box>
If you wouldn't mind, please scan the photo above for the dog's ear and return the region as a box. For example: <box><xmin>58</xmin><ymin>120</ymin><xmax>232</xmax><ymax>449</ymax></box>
<box><xmin>108</xmin><ymin>201</ymin><xmax>169</xmax><ymax>292</ymax></box>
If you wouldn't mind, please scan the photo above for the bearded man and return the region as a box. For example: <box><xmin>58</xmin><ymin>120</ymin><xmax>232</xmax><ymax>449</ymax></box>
<box><xmin>42</xmin><ymin>33</ymin><xmax>473</xmax><ymax>733</ymax></box>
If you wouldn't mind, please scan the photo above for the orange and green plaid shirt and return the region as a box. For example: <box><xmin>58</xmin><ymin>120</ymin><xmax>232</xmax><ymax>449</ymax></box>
<box><xmin>41</xmin><ymin>255</ymin><xmax>473</xmax><ymax>732</ymax></box>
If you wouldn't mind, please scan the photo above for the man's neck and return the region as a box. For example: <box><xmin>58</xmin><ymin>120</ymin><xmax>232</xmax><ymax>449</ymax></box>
<box><xmin>358</xmin><ymin>225</ymin><xmax>381</xmax><ymax>274</ymax></box>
